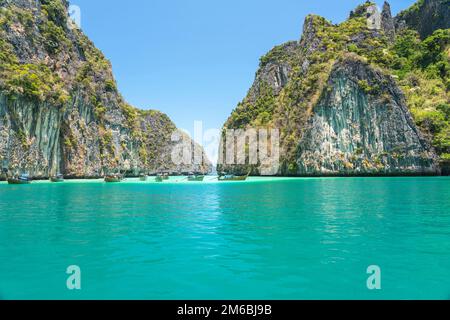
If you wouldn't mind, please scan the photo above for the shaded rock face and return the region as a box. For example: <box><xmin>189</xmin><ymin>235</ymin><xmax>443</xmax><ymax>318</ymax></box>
<box><xmin>249</xmin><ymin>41</ymin><xmax>299</xmax><ymax>100</ymax></box>
<box><xmin>0</xmin><ymin>0</ymin><xmax>211</xmax><ymax>178</ymax></box>
<box><xmin>301</xmin><ymin>15</ymin><xmax>331</xmax><ymax>55</ymax></box>
<box><xmin>0</xmin><ymin>94</ymin><xmax>62</xmax><ymax>176</ymax></box>
<box><xmin>257</xmin><ymin>63</ymin><xmax>291</xmax><ymax>95</ymax></box>
<box><xmin>381</xmin><ymin>1</ymin><xmax>396</xmax><ymax>41</ymax></box>
<box><xmin>297</xmin><ymin>58</ymin><xmax>439</xmax><ymax>176</ymax></box>
<box><xmin>395</xmin><ymin>0</ymin><xmax>450</xmax><ymax>39</ymax></box>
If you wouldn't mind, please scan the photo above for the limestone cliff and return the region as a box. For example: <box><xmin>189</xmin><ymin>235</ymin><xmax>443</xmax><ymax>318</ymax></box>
<box><xmin>297</xmin><ymin>56</ymin><xmax>437</xmax><ymax>175</ymax></box>
<box><xmin>0</xmin><ymin>0</ymin><xmax>211</xmax><ymax>178</ymax></box>
<box><xmin>219</xmin><ymin>0</ymin><xmax>448</xmax><ymax>176</ymax></box>
<box><xmin>395</xmin><ymin>0</ymin><xmax>450</xmax><ymax>39</ymax></box>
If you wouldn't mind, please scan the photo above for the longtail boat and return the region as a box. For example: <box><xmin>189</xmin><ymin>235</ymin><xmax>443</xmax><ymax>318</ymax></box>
<box><xmin>155</xmin><ymin>172</ymin><xmax>169</xmax><ymax>182</ymax></box>
<box><xmin>8</xmin><ymin>174</ymin><xmax>32</xmax><ymax>185</ymax></box>
<box><xmin>105</xmin><ymin>174</ymin><xmax>124</xmax><ymax>183</ymax></box>
<box><xmin>50</xmin><ymin>174</ymin><xmax>64</xmax><ymax>183</ymax></box>
<box><xmin>218</xmin><ymin>173</ymin><xmax>249</xmax><ymax>181</ymax></box>
<box><xmin>187</xmin><ymin>174</ymin><xmax>205</xmax><ymax>182</ymax></box>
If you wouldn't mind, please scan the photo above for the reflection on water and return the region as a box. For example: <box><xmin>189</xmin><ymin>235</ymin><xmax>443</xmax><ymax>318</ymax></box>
<box><xmin>0</xmin><ymin>177</ymin><xmax>449</xmax><ymax>299</ymax></box>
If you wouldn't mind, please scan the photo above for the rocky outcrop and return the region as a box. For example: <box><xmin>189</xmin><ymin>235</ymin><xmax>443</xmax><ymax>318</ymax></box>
<box><xmin>0</xmin><ymin>93</ymin><xmax>62</xmax><ymax>177</ymax></box>
<box><xmin>395</xmin><ymin>0</ymin><xmax>450</xmax><ymax>39</ymax></box>
<box><xmin>381</xmin><ymin>2</ymin><xmax>396</xmax><ymax>41</ymax></box>
<box><xmin>297</xmin><ymin>56</ymin><xmax>438</xmax><ymax>175</ymax></box>
<box><xmin>219</xmin><ymin>0</ymin><xmax>446</xmax><ymax>176</ymax></box>
<box><xmin>0</xmin><ymin>0</ymin><xmax>211</xmax><ymax>178</ymax></box>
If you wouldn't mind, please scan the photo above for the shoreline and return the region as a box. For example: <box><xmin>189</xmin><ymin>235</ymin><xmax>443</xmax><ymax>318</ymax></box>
<box><xmin>0</xmin><ymin>175</ymin><xmax>448</xmax><ymax>185</ymax></box>
<box><xmin>0</xmin><ymin>170</ymin><xmax>447</xmax><ymax>182</ymax></box>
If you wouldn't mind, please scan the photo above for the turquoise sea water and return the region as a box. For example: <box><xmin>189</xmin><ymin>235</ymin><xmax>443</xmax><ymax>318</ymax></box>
<box><xmin>0</xmin><ymin>177</ymin><xmax>449</xmax><ymax>300</ymax></box>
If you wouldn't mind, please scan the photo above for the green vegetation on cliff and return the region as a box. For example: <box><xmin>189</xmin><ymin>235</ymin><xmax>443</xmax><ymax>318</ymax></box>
<box><xmin>392</xmin><ymin>29</ymin><xmax>449</xmax><ymax>157</ymax></box>
<box><xmin>41</xmin><ymin>0</ymin><xmax>67</xmax><ymax>25</ymax></box>
<box><xmin>0</xmin><ymin>4</ymin><xmax>69</xmax><ymax>105</ymax></box>
<box><xmin>395</xmin><ymin>0</ymin><xmax>450</xmax><ymax>39</ymax></box>
<box><xmin>222</xmin><ymin>0</ymin><xmax>449</xmax><ymax>175</ymax></box>
<box><xmin>2</xmin><ymin>63</ymin><xmax>69</xmax><ymax>104</ymax></box>
<box><xmin>0</xmin><ymin>0</ymin><xmax>210</xmax><ymax>177</ymax></box>
<box><xmin>227</xmin><ymin>82</ymin><xmax>276</xmax><ymax>128</ymax></box>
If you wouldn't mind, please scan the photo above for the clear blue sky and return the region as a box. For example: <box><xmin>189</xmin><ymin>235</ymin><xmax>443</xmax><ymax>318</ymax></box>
<box><xmin>71</xmin><ymin>0</ymin><xmax>416</xmax><ymax>133</ymax></box>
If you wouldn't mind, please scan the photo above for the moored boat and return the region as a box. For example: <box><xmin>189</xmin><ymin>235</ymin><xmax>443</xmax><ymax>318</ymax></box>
<box><xmin>8</xmin><ymin>174</ymin><xmax>32</xmax><ymax>185</ymax></box>
<box><xmin>187</xmin><ymin>174</ymin><xmax>205</xmax><ymax>182</ymax></box>
<box><xmin>50</xmin><ymin>174</ymin><xmax>64</xmax><ymax>183</ymax></box>
<box><xmin>105</xmin><ymin>174</ymin><xmax>124</xmax><ymax>183</ymax></box>
<box><xmin>218</xmin><ymin>173</ymin><xmax>249</xmax><ymax>181</ymax></box>
<box><xmin>155</xmin><ymin>172</ymin><xmax>169</xmax><ymax>182</ymax></box>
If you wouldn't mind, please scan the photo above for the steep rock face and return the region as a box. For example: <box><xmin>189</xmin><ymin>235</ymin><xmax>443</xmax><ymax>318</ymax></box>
<box><xmin>297</xmin><ymin>57</ymin><xmax>437</xmax><ymax>175</ymax></box>
<box><xmin>381</xmin><ymin>1</ymin><xmax>396</xmax><ymax>41</ymax></box>
<box><xmin>395</xmin><ymin>0</ymin><xmax>450</xmax><ymax>39</ymax></box>
<box><xmin>0</xmin><ymin>0</ymin><xmax>211</xmax><ymax>178</ymax></box>
<box><xmin>0</xmin><ymin>94</ymin><xmax>62</xmax><ymax>175</ymax></box>
<box><xmin>219</xmin><ymin>0</ymin><xmax>447</xmax><ymax>176</ymax></box>
<box><xmin>248</xmin><ymin>41</ymin><xmax>299</xmax><ymax>102</ymax></box>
